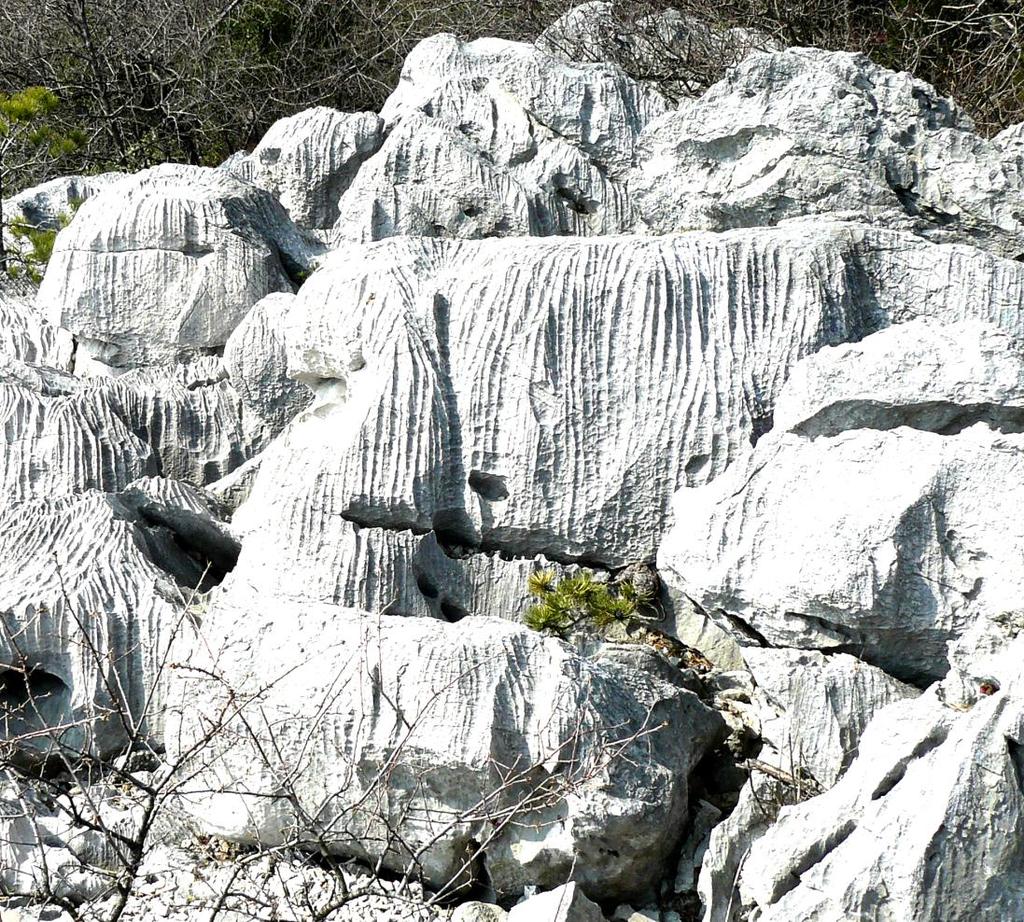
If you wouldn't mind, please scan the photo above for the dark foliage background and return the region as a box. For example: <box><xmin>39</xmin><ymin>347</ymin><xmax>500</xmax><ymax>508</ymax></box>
<box><xmin>0</xmin><ymin>0</ymin><xmax>1021</xmax><ymax>194</ymax></box>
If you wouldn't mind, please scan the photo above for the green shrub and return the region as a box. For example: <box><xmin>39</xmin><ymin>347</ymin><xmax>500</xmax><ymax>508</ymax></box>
<box><xmin>524</xmin><ymin>569</ymin><xmax>650</xmax><ymax>638</ymax></box>
<box><xmin>6</xmin><ymin>199</ymin><xmax>81</xmax><ymax>283</ymax></box>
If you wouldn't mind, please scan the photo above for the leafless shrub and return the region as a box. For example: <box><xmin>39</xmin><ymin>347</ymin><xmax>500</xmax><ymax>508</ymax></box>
<box><xmin>0</xmin><ymin>572</ymin><xmax>664</xmax><ymax>920</ymax></box>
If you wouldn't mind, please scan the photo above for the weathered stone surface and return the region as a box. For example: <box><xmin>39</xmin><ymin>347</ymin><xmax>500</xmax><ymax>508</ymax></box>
<box><xmin>731</xmin><ymin>650</ymin><xmax>1024</xmax><ymax>921</ymax></box>
<box><xmin>632</xmin><ymin>48</ymin><xmax>1024</xmax><ymax>259</ymax></box>
<box><xmin>0</xmin><ymin>280</ymin><xmax>73</xmax><ymax>369</ymax></box>
<box><xmin>167</xmin><ymin>597</ymin><xmax>724</xmax><ymax>902</ymax></box>
<box><xmin>223</xmin><ymin>292</ymin><xmax>312</xmax><ymax>435</ymax></box>
<box><xmin>229</xmin><ymin>107</ymin><xmax>382</xmax><ymax>231</ymax></box>
<box><xmin>507</xmin><ymin>882</ymin><xmax>603</xmax><ymax>921</ymax></box>
<box><xmin>333</xmin><ymin>112</ymin><xmax>536</xmax><ymax>242</ymax></box>
<box><xmin>994</xmin><ymin>121</ymin><xmax>1024</xmax><ymax>159</ymax></box>
<box><xmin>1</xmin><ymin>358</ymin><xmax>266</xmax><ymax>504</ymax></box>
<box><xmin>742</xmin><ymin>648</ymin><xmax>918</xmax><ymax>789</ymax></box>
<box><xmin>336</xmin><ymin>34</ymin><xmax>658</xmax><ymax>242</ymax></box>
<box><xmin>382</xmin><ymin>34</ymin><xmax>669</xmax><ymax>180</ymax></box>
<box><xmin>38</xmin><ymin>164</ymin><xmax>321</xmax><ymax>368</ymax></box>
<box><xmin>453</xmin><ymin>902</ymin><xmax>509</xmax><ymax>922</ymax></box>
<box><xmin>0</xmin><ymin>478</ymin><xmax>232</xmax><ymax>759</ymax></box>
<box><xmin>660</xmin><ymin>319</ymin><xmax>1024</xmax><ymax>682</ymax></box>
<box><xmin>223</xmin><ymin>226</ymin><xmax>1024</xmax><ymax>620</ymax></box>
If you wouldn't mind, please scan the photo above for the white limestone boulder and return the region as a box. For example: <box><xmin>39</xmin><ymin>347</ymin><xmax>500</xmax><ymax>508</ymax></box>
<box><xmin>731</xmin><ymin>652</ymin><xmax>1024</xmax><ymax>921</ymax></box>
<box><xmin>335</xmin><ymin>36</ymin><xmax>658</xmax><ymax>242</ymax></box>
<box><xmin>38</xmin><ymin>164</ymin><xmax>322</xmax><ymax>368</ymax></box>
<box><xmin>0</xmin><ymin>478</ymin><xmax>232</xmax><ymax>760</ymax></box>
<box><xmin>742</xmin><ymin>649</ymin><xmax>918</xmax><ymax>789</ymax></box>
<box><xmin>382</xmin><ymin>34</ymin><xmax>669</xmax><ymax>180</ymax></box>
<box><xmin>166</xmin><ymin>596</ymin><xmax>725</xmax><ymax>902</ymax></box>
<box><xmin>631</xmin><ymin>48</ymin><xmax>1024</xmax><ymax>259</ymax></box>
<box><xmin>230</xmin><ymin>107</ymin><xmax>382</xmax><ymax>231</ymax></box>
<box><xmin>507</xmin><ymin>882</ymin><xmax>603</xmax><ymax>921</ymax></box>
<box><xmin>660</xmin><ymin>320</ymin><xmax>1024</xmax><ymax>682</ymax></box>
<box><xmin>223</xmin><ymin>292</ymin><xmax>312</xmax><ymax>434</ymax></box>
<box><xmin>333</xmin><ymin>112</ymin><xmax>537</xmax><ymax>242</ymax></box>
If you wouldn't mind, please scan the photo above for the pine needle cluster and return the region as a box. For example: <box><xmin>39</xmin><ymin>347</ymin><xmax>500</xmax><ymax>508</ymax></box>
<box><xmin>524</xmin><ymin>569</ymin><xmax>649</xmax><ymax>639</ymax></box>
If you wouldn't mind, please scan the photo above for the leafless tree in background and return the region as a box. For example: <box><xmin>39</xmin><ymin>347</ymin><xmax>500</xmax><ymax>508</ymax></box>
<box><xmin>0</xmin><ymin>0</ymin><xmax>1021</xmax><ymax>197</ymax></box>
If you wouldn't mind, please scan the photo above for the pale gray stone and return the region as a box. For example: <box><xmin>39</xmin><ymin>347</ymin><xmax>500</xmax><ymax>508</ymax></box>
<box><xmin>38</xmin><ymin>164</ymin><xmax>322</xmax><ymax>367</ymax></box>
<box><xmin>166</xmin><ymin>595</ymin><xmax>724</xmax><ymax>902</ymax></box>
<box><xmin>507</xmin><ymin>883</ymin><xmax>603</xmax><ymax>922</ymax></box>
<box><xmin>452</xmin><ymin>903</ymin><xmax>509</xmax><ymax>922</ymax></box>
<box><xmin>223</xmin><ymin>291</ymin><xmax>312</xmax><ymax>435</ymax></box>
<box><xmin>660</xmin><ymin>319</ymin><xmax>1024</xmax><ymax>682</ymax></box>
<box><xmin>231</xmin><ymin>107</ymin><xmax>382</xmax><ymax>231</ymax></box>
<box><xmin>632</xmin><ymin>48</ymin><xmax>1024</xmax><ymax>259</ymax></box>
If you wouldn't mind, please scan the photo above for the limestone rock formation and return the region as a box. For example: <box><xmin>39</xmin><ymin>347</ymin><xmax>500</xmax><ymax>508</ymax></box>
<box><xmin>731</xmin><ymin>668</ymin><xmax>1024</xmax><ymax>921</ymax></box>
<box><xmin>660</xmin><ymin>320</ymin><xmax>1024</xmax><ymax>682</ymax></box>
<box><xmin>334</xmin><ymin>32</ymin><xmax>665</xmax><ymax>242</ymax></box>
<box><xmin>5</xmin><ymin>14</ymin><xmax>1024</xmax><ymax>922</ymax></box>
<box><xmin>632</xmin><ymin>47</ymin><xmax>1024</xmax><ymax>259</ymax></box>
<box><xmin>507</xmin><ymin>882</ymin><xmax>603</xmax><ymax>921</ymax></box>
<box><xmin>1</xmin><ymin>172</ymin><xmax>126</xmax><ymax>260</ymax></box>
<box><xmin>227</xmin><ymin>107</ymin><xmax>382</xmax><ymax>231</ymax></box>
<box><xmin>38</xmin><ymin>164</ymin><xmax>322</xmax><ymax>369</ymax></box>
<box><xmin>0</xmin><ymin>477</ymin><xmax>233</xmax><ymax>759</ymax></box>
<box><xmin>2</xmin><ymin>358</ymin><xmax>266</xmax><ymax>504</ymax></box>
<box><xmin>0</xmin><ymin>280</ymin><xmax>73</xmax><ymax>369</ymax></box>
<box><xmin>223</xmin><ymin>292</ymin><xmax>312</xmax><ymax>435</ymax></box>
<box><xmin>221</xmin><ymin>226</ymin><xmax>1024</xmax><ymax>627</ymax></box>
<box><xmin>167</xmin><ymin>597</ymin><xmax>725</xmax><ymax>901</ymax></box>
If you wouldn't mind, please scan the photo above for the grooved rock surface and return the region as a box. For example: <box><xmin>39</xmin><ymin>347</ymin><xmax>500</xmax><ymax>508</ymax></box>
<box><xmin>228</xmin><ymin>107</ymin><xmax>382</xmax><ymax>231</ymax></box>
<box><xmin>336</xmin><ymin>32</ymin><xmax>664</xmax><ymax>242</ymax></box>
<box><xmin>1</xmin><ymin>358</ymin><xmax>266</xmax><ymax>504</ymax></box>
<box><xmin>733</xmin><ymin>667</ymin><xmax>1024</xmax><ymax>921</ymax></box>
<box><xmin>631</xmin><ymin>48</ymin><xmax>1024</xmax><ymax>259</ymax></box>
<box><xmin>381</xmin><ymin>34</ymin><xmax>669</xmax><ymax>180</ymax></box>
<box><xmin>168</xmin><ymin>598</ymin><xmax>724</xmax><ymax>901</ymax></box>
<box><xmin>0</xmin><ymin>281</ymin><xmax>73</xmax><ymax>369</ymax></box>
<box><xmin>38</xmin><ymin>164</ymin><xmax>322</xmax><ymax>368</ymax></box>
<box><xmin>660</xmin><ymin>320</ymin><xmax>1024</xmax><ymax>682</ymax></box>
<box><xmin>742</xmin><ymin>649</ymin><xmax>918</xmax><ymax>789</ymax></box>
<box><xmin>223</xmin><ymin>292</ymin><xmax>312</xmax><ymax>435</ymax></box>
<box><xmin>222</xmin><ymin>225</ymin><xmax>1024</xmax><ymax>620</ymax></box>
<box><xmin>0</xmin><ymin>478</ymin><xmax>230</xmax><ymax>758</ymax></box>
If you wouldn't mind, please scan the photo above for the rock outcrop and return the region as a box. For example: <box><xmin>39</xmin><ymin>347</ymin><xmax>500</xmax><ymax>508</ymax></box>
<box><xmin>38</xmin><ymin>164</ymin><xmax>321</xmax><ymax>369</ymax></box>
<box><xmin>167</xmin><ymin>596</ymin><xmax>724</xmax><ymax>901</ymax></box>
<box><xmin>632</xmin><ymin>47</ymin><xmax>1024</xmax><ymax>260</ymax></box>
<box><xmin>226</xmin><ymin>107</ymin><xmax>383</xmax><ymax>232</ymax></box>
<box><xmin>4</xmin><ymin>10</ymin><xmax>1024</xmax><ymax>922</ymax></box>
<box><xmin>660</xmin><ymin>320</ymin><xmax>1024</xmax><ymax>682</ymax></box>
